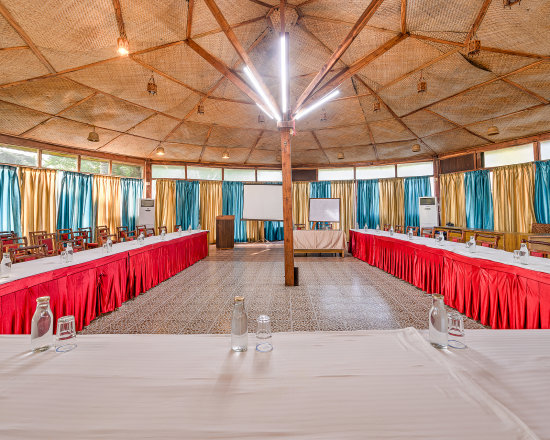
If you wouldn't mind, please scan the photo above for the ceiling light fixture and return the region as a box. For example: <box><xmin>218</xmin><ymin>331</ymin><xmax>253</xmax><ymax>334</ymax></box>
<box><xmin>222</xmin><ymin>150</ymin><xmax>230</xmax><ymax>159</ymax></box>
<box><xmin>155</xmin><ymin>146</ymin><xmax>165</xmax><ymax>156</ymax></box>
<box><xmin>467</xmin><ymin>35</ymin><xmax>481</xmax><ymax>56</ymax></box>
<box><xmin>197</xmin><ymin>104</ymin><xmax>205</xmax><ymax>115</ymax></box>
<box><xmin>294</xmin><ymin>89</ymin><xmax>340</xmax><ymax>120</ymax></box>
<box><xmin>320</xmin><ymin>108</ymin><xmax>328</xmax><ymax>122</ymax></box>
<box><xmin>503</xmin><ymin>0</ymin><xmax>521</xmax><ymax>7</ymax></box>
<box><xmin>87</xmin><ymin>126</ymin><xmax>99</xmax><ymax>142</ymax></box>
<box><xmin>337</xmin><ymin>152</ymin><xmax>344</xmax><ymax>160</ymax></box>
<box><xmin>412</xmin><ymin>143</ymin><xmax>421</xmax><ymax>152</ymax></box>
<box><xmin>373</xmin><ymin>101</ymin><xmax>381</xmax><ymax>112</ymax></box>
<box><xmin>487</xmin><ymin>125</ymin><xmax>499</xmax><ymax>136</ymax></box>
<box><xmin>280</xmin><ymin>34</ymin><xmax>288</xmax><ymax>116</ymax></box>
<box><xmin>117</xmin><ymin>36</ymin><xmax>129</xmax><ymax>56</ymax></box>
<box><xmin>244</xmin><ymin>66</ymin><xmax>281</xmax><ymax>121</ymax></box>
<box><xmin>258</xmin><ymin>113</ymin><xmax>265</xmax><ymax>124</ymax></box>
<box><xmin>147</xmin><ymin>72</ymin><xmax>157</xmax><ymax>95</ymax></box>
<box><xmin>276</xmin><ymin>153</ymin><xmax>281</xmax><ymax>162</ymax></box>
<box><xmin>417</xmin><ymin>71</ymin><xmax>427</xmax><ymax>93</ymax></box>
<box><xmin>257</xmin><ymin>103</ymin><xmax>274</xmax><ymax>120</ymax></box>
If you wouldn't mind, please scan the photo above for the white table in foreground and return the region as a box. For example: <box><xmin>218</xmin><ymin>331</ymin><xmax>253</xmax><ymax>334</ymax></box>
<box><xmin>1</xmin><ymin>329</ymin><xmax>548</xmax><ymax>439</ymax></box>
<box><xmin>293</xmin><ymin>229</ymin><xmax>346</xmax><ymax>257</ymax></box>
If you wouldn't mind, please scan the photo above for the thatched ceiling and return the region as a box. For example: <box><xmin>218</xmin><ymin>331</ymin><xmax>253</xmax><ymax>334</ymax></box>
<box><xmin>0</xmin><ymin>0</ymin><xmax>549</xmax><ymax>166</ymax></box>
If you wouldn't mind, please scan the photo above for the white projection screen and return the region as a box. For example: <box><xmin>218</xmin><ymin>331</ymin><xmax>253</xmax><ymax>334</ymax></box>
<box><xmin>309</xmin><ymin>198</ymin><xmax>340</xmax><ymax>222</ymax></box>
<box><xmin>242</xmin><ymin>184</ymin><xmax>283</xmax><ymax>221</ymax></box>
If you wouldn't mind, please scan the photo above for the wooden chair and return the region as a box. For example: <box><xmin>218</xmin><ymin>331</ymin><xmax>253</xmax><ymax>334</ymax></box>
<box><xmin>0</xmin><ymin>231</ymin><xmax>16</xmax><ymax>239</ymax></box>
<box><xmin>77</xmin><ymin>227</ymin><xmax>99</xmax><ymax>249</ymax></box>
<box><xmin>136</xmin><ymin>225</ymin><xmax>155</xmax><ymax>237</ymax></box>
<box><xmin>29</xmin><ymin>230</ymin><xmax>47</xmax><ymax>245</ymax></box>
<box><xmin>383</xmin><ymin>224</ymin><xmax>391</xmax><ymax>231</ymax></box>
<box><xmin>1</xmin><ymin>236</ymin><xmax>28</xmax><ymax>253</ymax></box>
<box><xmin>394</xmin><ymin>225</ymin><xmax>404</xmax><ymax>233</ymax></box>
<box><xmin>294</xmin><ymin>224</ymin><xmax>306</xmax><ymax>230</ymax></box>
<box><xmin>56</xmin><ymin>228</ymin><xmax>73</xmax><ymax>242</ymax></box>
<box><xmin>96</xmin><ymin>226</ymin><xmax>117</xmax><ymax>244</ymax></box>
<box><xmin>71</xmin><ymin>231</ymin><xmax>88</xmax><ymax>252</ymax></box>
<box><xmin>174</xmin><ymin>224</ymin><xmax>182</xmax><ymax>231</ymax></box>
<box><xmin>420</xmin><ymin>227</ymin><xmax>435</xmax><ymax>238</ymax></box>
<box><xmin>531</xmin><ymin>223</ymin><xmax>550</xmax><ymax>234</ymax></box>
<box><xmin>447</xmin><ymin>229</ymin><xmax>466</xmax><ymax>243</ymax></box>
<box><xmin>36</xmin><ymin>233</ymin><xmax>58</xmax><ymax>256</ymax></box>
<box><xmin>9</xmin><ymin>244</ymin><xmax>48</xmax><ymax>263</ymax></box>
<box><xmin>474</xmin><ymin>232</ymin><xmax>500</xmax><ymax>249</ymax></box>
<box><xmin>117</xmin><ymin>226</ymin><xmax>136</xmax><ymax>242</ymax></box>
<box><xmin>522</xmin><ymin>237</ymin><xmax>550</xmax><ymax>258</ymax></box>
<box><xmin>406</xmin><ymin>226</ymin><xmax>419</xmax><ymax>236</ymax></box>
<box><xmin>157</xmin><ymin>225</ymin><xmax>168</xmax><ymax>235</ymax></box>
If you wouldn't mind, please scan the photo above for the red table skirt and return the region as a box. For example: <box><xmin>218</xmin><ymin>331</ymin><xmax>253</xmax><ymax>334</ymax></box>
<box><xmin>0</xmin><ymin>232</ymin><xmax>208</xmax><ymax>334</ymax></box>
<box><xmin>349</xmin><ymin>230</ymin><xmax>550</xmax><ymax>329</ymax></box>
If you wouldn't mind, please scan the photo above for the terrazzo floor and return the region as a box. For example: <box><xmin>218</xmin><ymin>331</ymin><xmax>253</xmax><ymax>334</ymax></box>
<box><xmin>80</xmin><ymin>243</ymin><xmax>487</xmax><ymax>334</ymax></box>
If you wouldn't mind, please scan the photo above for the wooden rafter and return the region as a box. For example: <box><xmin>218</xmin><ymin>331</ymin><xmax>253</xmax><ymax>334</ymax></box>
<box><xmin>192</xmin><ymin>16</ymin><xmax>267</xmax><ymax>39</ymax></box>
<box><xmin>306</xmin><ymin>33</ymin><xmax>408</xmax><ymax>106</ymax></box>
<box><xmin>186</xmin><ymin>0</ymin><xmax>194</xmax><ymax>40</ymax></box>
<box><xmin>501</xmin><ymin>77</ymin><xmax>550</xmax><ymax>104</ymax></box>
<box><xmin>111</xmin><ymin>0</ymin><xmax>126</xmax><ymax>38</ymax></box>
<box><xmin>0</xmin><ymin>1</ymin><xmax>55</xmax><ymax>73</ymax></box>
<box><xmin>99</xmin><ymin>112</ymin><xmax>159</xmax><ymax>152</ymax></box>
<box><xmin>203</xmin><ymin>0</ymin><xmax>280</xmax><ymax>118</ymax></box>
<box><xmin>400</xmin><ymin>0</ymin><xmax>407</xmax><ymax>34</ymax></box>
<box><xmin>293</xmin><ymin>0</ymin><xmax>386</xmax><ymax>113</ymax></box>
<box><xmin>247</xmin><ymin>0</ymin><xmax>273</xmax><ymax>8</ymax></box>
<box><xmin>311</xmin><ymin>130</ymin><xmax>331</xmax><ymax>164</ymax></box>
<box><xmin>198</xmin><ymin>126</ymin><xmax>214</xmax><ymax>162</ymax></box>
<box><xmin>423</xmin><ymin>109</ymin><xmax>494</xmax><ymax>143</ymax></box>
<box><xmin>350</xmin><ymin>77</ymin><xmax>379</xmax><ymax>160</ymax></box>
<box><xmin>244</xmin><ymin>130</ymin><xmax>265</xmax><ymax>163</ymax></box>
<box><xmin>0</xmin><ymin>45</ymin><xmax>26</xmax><ymax>52</ymax></box>
<box><xmin>465</xmin><ymin>0</ymin><xmax>492</xmax><ymax>42</ymax></box>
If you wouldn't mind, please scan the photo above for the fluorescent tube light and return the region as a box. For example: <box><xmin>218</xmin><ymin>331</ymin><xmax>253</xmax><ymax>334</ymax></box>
<box><xmin>244</xmin><ymin>66</ymin><xmax>281</xmax><ymax>121</ymax></box>
<box><xmin>294</xmin><ymin>89</ymin><xmax>340</xmax><ymax>120</ymax></box>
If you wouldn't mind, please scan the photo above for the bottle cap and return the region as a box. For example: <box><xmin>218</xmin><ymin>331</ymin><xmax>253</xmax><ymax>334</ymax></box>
<box><xmin>234</xmin><ymin>296</ymin><xmax>244</xmax><ymax>302</ymax></box>
<box><xmin>36</xmin><ymin>296</ymin><xmax>50</xmax><ymax>303</ymax></box>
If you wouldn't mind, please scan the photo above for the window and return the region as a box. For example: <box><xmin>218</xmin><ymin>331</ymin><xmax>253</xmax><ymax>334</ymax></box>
<box><xmin>152</xmin><ymin>165</ymin><xmax>186</xmax><ymax>179</ymax></box>
<box><xmin>112</xmin><ymin>162</ymin><xmax>142</xmax><ymax>178</ymax></box>
<box><xmin>397</xmin><ymin>161</ymin><xmax>433</xmax><ymax>177</ymax></box>
<box><xmin>81</xmin><ymin>157</ymin><xmax>109</xmax><ymax>175</ymax></box>
<box><xmin>41</xmin><ymin>151</ymin><xmax>78</xmax><ymax>171</ymax></box>
<box><xmin>0</xmin><ymin>144</ymin><xmax>38</xmax><ymax>167</ymax></box>
<box><xmin>224</xmin><ymin>168</ymin><xmax>255</xmax><ymax>182</ymax></box>
<box><xmin>540</xmin><ymin>140</ymin><xmax>550</xmax><ymax>161</ymax></box>
<box><xmin>257</xmin><ymin>169</ymin><xmax>282</xmax><ymax>182</ymax></box>
<box><xmin>356</xmin><ymin>165</ymin><xmax>395</xmax><ymax>180</ymax></box>
<box><xmin>318</xmin><ymin>167</ymin><xmax>354</xmax><ymax>181</ymax></box>
<box><xmin>483</xmin><ymin>144</ymin><xmax>534</xmax><ymax>168</ymax></box>
<box><xmin>187</xmin><ymin>166</ymin><xmax>222</xmax><ymax>181</ymax></box>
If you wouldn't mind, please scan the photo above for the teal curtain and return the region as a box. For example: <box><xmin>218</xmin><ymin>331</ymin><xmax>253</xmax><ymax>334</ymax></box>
<box><xmin>264</xmin><ymin>183</ymin><xmax>283</xmax><ymax>241</ymax></box>
<box><xmin>465</xmin><ymin>169</ymin><xmax>494</xmax><ymax>230</ymax></box>
<box><xmin>357</xmin><ymin>179</ymin><xmax>379</xmax><ymax>229</ymax></box>
<box><xmin>0</xmin><ymin>165</ymin><xmax>21</xmax><ymax>236</ymax></box>
<box><xmin>222</xmin><ymin>181</ymin><xmax>247</xmax><ymax>242</ymax></box>
<box><xmin>310</xmin><ymin>181</ymin><xmax>331</xmax><ymax>228</ymax></box>
<box><xmin>175</xmin><ymin>180</ymin><xmax>199</xmax><ymax>229</ymax></box>
<box><xmin>120</xmin><ymin>178</ymin><xmax>143</xmax><ymax>232</ymax></box>
<box><xmin>56</xmin><ymin>171</ymin><xmax>93</xmax><ymax>231</ymax></box>
<box><xmin>535</xmin><ymin>161</ymin><xmax>550</xmax><ymax>223</ymax></box>
<box><xmin>404</xmin><ymin>176</ymin><xmax>432</xmax><ymax>227</ymax></box>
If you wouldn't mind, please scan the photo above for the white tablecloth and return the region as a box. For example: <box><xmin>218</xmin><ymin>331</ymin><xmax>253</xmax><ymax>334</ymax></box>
<box><xmin>352</xmin><ymin>229</ymin><xmax>550</xmax><ymax>275</ymax></box>
<box><xmin>293</xmin><ymin>230</ymin><xmax>346</xmax><ymax>251</ymax></box>
<box><xmin>0</xmin><ymin>329</ymin><xmax>545</xmax><ymax>439</ymax></box>
<box><xmin>0</xmin><ymin>231</ymin><xmax>206</xmax><ymax>285</ymax></box>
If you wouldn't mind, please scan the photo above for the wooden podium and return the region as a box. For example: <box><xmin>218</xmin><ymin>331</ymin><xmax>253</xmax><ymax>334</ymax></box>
<box><xmin>216</xmin><ymin>215</ymin><xmax>235</xmax><ymax>249</ymax></box>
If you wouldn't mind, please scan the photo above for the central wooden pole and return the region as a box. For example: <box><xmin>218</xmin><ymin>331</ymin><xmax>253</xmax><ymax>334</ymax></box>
<box><xmin>280</xmin><ymin>127</ymin><xmax>294</xmax><ymax>286</ymax></box>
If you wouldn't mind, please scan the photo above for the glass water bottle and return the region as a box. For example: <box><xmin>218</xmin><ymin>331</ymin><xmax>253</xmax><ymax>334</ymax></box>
<box><xmin>31</xmin><ymin>296</ymin><xmax>53</xmax><ymax>352</ymax></box>
<box><xmin>106</xmin><ymin>236</ymin><xmax>113</xmax><ymax>252</ymax></box>
<box><xmin>389</xmin><ymin>226</ymin><xmax>394</xmax><ymax>236</ymax></box>
<box><xmin>1</xmin><ymin>252</ymin><xmax>12</xmax><ymax>278</ymax></box>
<box><xmin>66</xmin><ymin>242</ymin><xmax>74</xmax><ymax>262</ymax></box>
<box><xmin>429</xmin><ymin>294</ymin><xmax>448</xmax><ymax>349</ymax></box>
<box><xmin>231</xmin><ymin>296</ymin><xmax>248</xmax><ymax>352</ymax></box>
<box><xmin>519</xmin><ymin>242</ymin><xmax>529</xmax><ymax>264</ymax></box>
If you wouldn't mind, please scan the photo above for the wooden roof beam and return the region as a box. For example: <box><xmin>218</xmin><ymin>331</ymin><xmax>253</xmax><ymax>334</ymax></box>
<box><xmin>423</xmin><ymin>109</ymin><xmax>495</xmax><ymax>143</ymax></box>
<box><xmin>244</xmin><ymin>130</ymin><xmax>265</xmax><ymax>163</ymax></box>
<box><xmin>293</xmin><ymin>0</ymin><xmax>386</xmax><ymax>113</ymax></box>
<box><xmin>311</xmin><ymin>131</ymin><xmax>331</xmax><ymax>164</ymax></box>
<box><xmin>501</xmin><ymin>77</ymin><xmax>550</xmax><ymax>104</ymax></box>
<box><xmin>465</xmin><ymin>0</ymin><xmax>491</xmax><ymax>42</ymax></box>
<box><xmin>400</xmin><ymin>0</ymin><xmax>407</xmax><ymax>34</ymax></box>
<box><xmin>350</xmin><ymin>77</ymin><xmax>378</xmax><ymax>160</ymax></box>
<box><xmin>186</xmin><ymin>0</ymin><xmax>194</xmax><ymax>40</ymax></box>
<box><xmin>111</xmin><ymin>0</ymin><xmax>126</xmax><ymax>39</ymax></box>
<box><xmin>203</xmin><ymin>0</ymin><xmax>280</xmax><ymax>118</ymax></box>
<box><xmin>0</xmin><ymin>1</ymin><xmax>56</xmax><ymax>73</ymax></box>
<box><xmin>198</xmin><ymin>126</ymin><xmax>214</xmax><ymax>162</ymax></box>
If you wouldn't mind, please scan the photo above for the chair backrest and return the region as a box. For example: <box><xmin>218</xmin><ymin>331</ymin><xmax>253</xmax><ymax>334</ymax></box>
<box><xmin>383</xmin><ymin>224</ymin><xmax>391</xmax><ymax>231</ymax></box>
<box><xmin>37</xmin><ymin>233</ymin><xmax>57</xmax><ymax>255</ymax></box>
<box><xmin>394</xmin><ymin>225</ymin><xmax>404</xmax><ymax>233</ymax></box>
<box><xmin>158</xmin><ymin>225</ymin><xmax>167</xmax><ymax>235</ymax></box>
<box><xmin>71</xmin><ymin>231</ymin><xmax>88</xmax><ymax>251</ymax></box>
<box><xmin>420</xmin><ymin>227</ymin><xmax>435</xmax><ymax>238</ymax></box>
<box><xmin>294</xmin><ymin>224</ymin><xmax>306</xmax><ymax>230</ymax></box>
<box><xmin>9</xmin><ymin>244</ymin><xmax>48</xmax><ymax>263</ymax></box>
<box><xmin>56</xmin><ymin>228</ymin><xmax>73</xmax><ymax>242</ymax></box>
<box><xmin>531</xmin><ymin>223</ymin><xmax>550</xmax><ymax>234</ymax></box>
<box><xmin>474</xmin><ymin>232</ymin><xmax>500</xmax><ymax>249</ymax></box>
<box><xmin>447</xmin><ymin>229</ymin><xmax>465</xmax><ymax>243</ymax></box>
<box><xmin>29</xmin><ymin>230</ymin><xmax>47</xmax><ymax>245</ymax></box>
<box><xmin>522</xmin><ymin>236</ymin><xmax>550</xmax><ymax>258</ymax></box>
<box><xmin>406</xmin><ymin>226</ymin><xmax>419</xmax><ymax>236</ymax></box>
<box><xmin>174</xmin><ymin>224</ymin><xmax>181</xmax><ymax>231</ymax></box>
<box><xmin>1</xmin><ymin>236</ymin><xmax>27</xmax><ymax>253</ymax></box>
<box><xmin>117</xmin><ymin>226</ymin><xmax>133</xmax><ymax>242</ymax></box>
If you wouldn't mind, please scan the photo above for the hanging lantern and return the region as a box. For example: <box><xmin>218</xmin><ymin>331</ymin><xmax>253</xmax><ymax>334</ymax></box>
<box><xmin>487</xmin><ymin>125</ymin><xmax>499</xmax><ymax>136</ymax></box>
<box><xmin>337</xmin><ymin>152</ymin><xmax>345</xmax><ymax>160</ymax></box>
<box><xmin>87</xmin><ymin>126</ymin><xmax>99</xmax><ymax>142</ymax></box>
<box><xmin>373</xmin><ymin>100</ymin><xmax>381</xmax><ymax>112</ymax></box>
<box><xmin>147</xmin><ymin>73</ymin><xmax>157</xmax><ymax>95</ymax></box>
<box><xmin>417</xmin><ymin>71</ymin><xmax>427</xmax><ymax>93</ymax></box>
<box><xmin>258</xmin><ymin>113</ymin><xmax>265</xmax><ymax>124</ymax></box>
<box><xmin>467</xmin><ymin>37</ymin><xmax>481</xmax><ymax>56</ymax></box>
<box><xmin>155</xmin><ymin>146</ymin><xmax>165</xmax><ymax>156</ymax></box>
<box><xmin>222</xmin><ymin>150</ymin><xmax>230</xmax><ymax>159</ymax></box>
<box><xmin>117</xmin><ymin>36</ymin><xmax>129</xmax><ymax>56</ymax></box>
<box><xmin>320</xmin><ymin>108</ymin><xmax>328</xmax><ymax>122</ymax></box>
<box><xmin>503</xmin><ymin>0</ymin><xmax>521</xmax><ymax>8</ymax></box>
<box><xmin>412</xmin><ymin>143</ymin><xmax>421</xmax><ymax>152</ymax></box>
<box><xmin>197</xmin><ymin>104</ymin><xmax>205</xmax><ymax>115</ymax></box>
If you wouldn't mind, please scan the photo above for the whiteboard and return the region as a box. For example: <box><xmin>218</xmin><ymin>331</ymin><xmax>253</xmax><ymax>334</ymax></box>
<box><xmin>309</xmin><ymin>198</ymin><xmax>340</xmax><ymax>222</ymax></box>
<box><xmin>242</xmin><ymin>184</ymin><xmax>283</xmax><ymax>221</ymax></box>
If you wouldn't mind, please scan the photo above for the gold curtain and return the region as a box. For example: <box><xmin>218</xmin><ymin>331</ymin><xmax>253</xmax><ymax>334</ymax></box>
<box><xmin>246</xmin><ymin>221</ymin><xmax>265</xmax><ymax>242</ymax></box>
<box><xmin>292</xmin><ymin>181</ymin><xmax>309</xmax><ymax>229</ymax></box>
<box><xmin>439</xmin><ymin>172</ymin><xmax>466</xmax><ymax>227</ymax></box>
<box><xmin>492</xmin><ymin>163</ymin><xmax>535</xmax><ymax>233</ymax></box>
<box><xmin>93</xmin><ymin>175</ymin><xmax>121</xmax><ymax>235</ymax></box>
<box><xmin>200</xmin><ymin>181</ymin><xmax>222</xmax><ymax>243</ymax></box>
<box><xmin>331</xmin><ymin>180</ymin><xmax>355</xmax><ymax>240</ymax></box>
<box><xmin>19</xmin><ymin>167</ymin><xmax>57</xmax><ymax>238</ymax></box>
<box><xmin>379</xmin><ymin>178</ymin><xmax>404</xmax><ymax>227</ymax></box>
<box><xmin>155</xmin><ymin>179</ymin><xmax>176</xmax><ymax>232</ymax></box>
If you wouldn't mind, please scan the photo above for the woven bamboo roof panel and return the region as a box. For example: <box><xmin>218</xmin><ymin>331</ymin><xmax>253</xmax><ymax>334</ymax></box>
<box><xmin>402</xmin><ymin>110</ymin><xmax>456</xmax><ymax>137</ymax></box>
<box><xmin>127</xmin><ymin>114</ymin><xmax>180</xmax><ymax>141</ymax></box>
<box><xmin>186</xmin><ymin>99</ymin><xmax>270</xmax><ymax>130</ymax></box>
<box><xmin>430</xmin><ymin>80</ymin><xmax>541</xmax><ymax>126</ymax></box>
<box><xmin>376</xmin><ymin>140</ymin><xmax>426</xmax><ymax>160</ymax></box>
<box><xmin>289</xmin><ymin>131</ymin><xmax>319</xmax><ymax>151</ymax></box>
<box><xmin>458</xmin><ymin>51</ymin><xmax>538</xmax><ymax>76</ymax></box>
<box><xmin>294</xmin><ymin>96</ymin><xmax>365</xmax><ymax>131</ymax></box>
<box><xmin>207</xmin><ymin>126</ymin><xmax>262</xmax><ymax>149</ymax></box>
<box><xmin>370</xmin><ymin>118</ymin><xmax>415</xmax><ymax>144</ymax></box>
<box><xmin>202</xmin><ymin>146</ymin><xmax>250</xmax><ymax>164</ymax></box>
<box><xmin>100</xmin><ymin>133</ymin><xmax>158</xmax><ymax>156</ymax></box>
<box><xmin>315</xmin><ymin>125</ymin><xmax>373</xmax><ymax>149</ymax></box>
<box><xmin>299</xmin><ymin>1</ymin><xmax>372</xmax><ymax>24</ymax></box>
<box><xmin>0</xmin><ymin>101</ymin><xmax>50</xmax><ymax>135</ymax></box>
<box><xmin>157</xmin><ymin>143</ymin><xmax>203</xmax><ymax>161</ymax></box>
<box><xmin>368</xmin><ymin>0</ymin><xmax>401</xmax><ymax>33</ymax></box>
<box><xmin>466</xmin><ymin>105</ymin><xmax>550</xmax><ymax>143</ymax></box>
<box><xmin>0</xmin><ymin>14</ymin><xmax>24</xmax><ymax>48</ymax></box>
<box><xmin>422</xmin><ymin>128</ymin><xmax>486</xmax><ymax>153</ymax></box>
<box><xmin>291</xmin><ymin>148</ymin><xmax>328</xmax><ymax>165</ymax></box>
<box><xmin>506</xmin><ymin>62</ymin><xmax>550</xmax><ymax>100</ymax></box>
<box><xmin>165</xmin><ymin>121</ymin><xmax>212</xmax><ymax>145</ymax></box>
<box><xmin>216</xmin><ymin>0</ymin><xmax>269</xmax><ymax>29</ymax></box>
<box><xmin>246</xmin><ymin>148</ymin><xmax>279</xmax><ymax>165</ymax></box>
<box><xmin>325</xmin><ymin>145</ymin><xmax>377</xmax><ymax>163</ymax></box>
<box><xmin>25</xmin><ymin>117</ymin><xmax>120</xmax><ymax>150</ymax></box>
<box><xmin>0</xmin><ymin>77</ymin><xmax>93</xmax><ymax>115</ymax></box>
<box><xmin>0</xmin><ymin>48</ymin><xmax>50</xmax><ymax>85</ymax></box>
<box><xmin>255</xmin><ymin>131</ymin><xmax>280</xmax><ymax>152</ymax></box>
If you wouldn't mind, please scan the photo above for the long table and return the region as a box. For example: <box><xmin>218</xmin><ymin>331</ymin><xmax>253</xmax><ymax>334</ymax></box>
<box><xmin>0</xmin><ymin>329</ymin><xmax>547</xmax><ymax>439</ymax></box>
<box><xmin>349</xmin><ymin>229</ymin><xmax>550</xmax><ymax>329</ymax></box>
<box><xmin>293</xmin><ymin>229</ymin><xmax>346</xmax><ymax>257</ymax></box>
<box><xmin>0</xmin><ymin>231</ymin><xmax>208</xmax><ymax>334</ymax></box>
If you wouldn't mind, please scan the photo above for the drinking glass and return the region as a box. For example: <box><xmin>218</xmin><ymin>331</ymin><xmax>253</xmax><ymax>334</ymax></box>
<box><xmin>102</xmin><ymin>243</ymin><xmax>108</xmax><ymax>254</ymax></box>
<box><xmin>448</xmin><ymin>312</ymin><xmax>466</xmax><ymax>349</ymax></box>
<box><xmin>436</xmin><ymin>233</ymin><xmax>445</xmax><ymax>245</ymax></box>
<box><xmin>513</xmin><ymin>250</ymin><xmax>521</xmax><ymax>263</ymax></box>
<box><xmin>59</xmin><ymin>250</ymin><xmax>68</xmax><ymax>264</ymax></box>
<box><xmin>255</xmin><ymin>315</ymin><xmax>273</xmax><ymax>352</ymax></box>
<box><xmin>55</xmin><ymin>315</ymin><xmax>77</xmax><ymax>352</ymax></box>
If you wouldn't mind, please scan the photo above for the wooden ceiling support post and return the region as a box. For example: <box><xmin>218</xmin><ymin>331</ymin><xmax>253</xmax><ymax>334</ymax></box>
<box><xmin>280</xmin><ymin>126</ymin><xmax>294</xmax><ymax>286</ymax></box>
